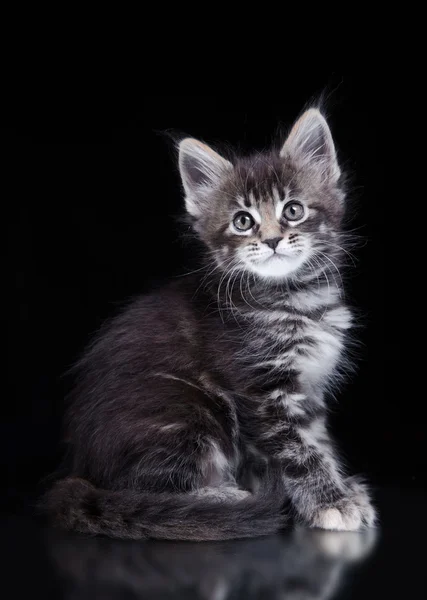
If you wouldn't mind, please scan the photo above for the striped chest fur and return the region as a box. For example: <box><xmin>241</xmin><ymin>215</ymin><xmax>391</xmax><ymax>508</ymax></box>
<box><xmin>232</xmin><ymin>286</ymin><xmax>352</xmax><ymax>397</ymax></box>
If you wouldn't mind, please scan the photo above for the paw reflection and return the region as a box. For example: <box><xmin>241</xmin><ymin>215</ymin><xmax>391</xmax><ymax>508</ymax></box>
<box><xmin>46</xmin><ymin>527</ymin><xmax>377</xmax><ymax>599</ymax></box>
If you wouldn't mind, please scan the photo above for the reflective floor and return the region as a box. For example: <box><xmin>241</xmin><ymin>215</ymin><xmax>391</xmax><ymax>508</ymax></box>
<box><xmin>2</xmin><ymin>487</ymin><xmax>425</xmax><ymax>599</ymax></box>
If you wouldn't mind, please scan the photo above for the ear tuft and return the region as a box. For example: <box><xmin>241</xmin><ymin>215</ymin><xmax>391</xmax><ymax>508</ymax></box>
<box><xmin>280</xmin><ymin>109</ymin><xmax>340</xmax><ymax>183</ymax></box>
<box><xmin>178</xmin><ymin>139</ymin><xmax>233</xmax><ymax>217</ymax></box>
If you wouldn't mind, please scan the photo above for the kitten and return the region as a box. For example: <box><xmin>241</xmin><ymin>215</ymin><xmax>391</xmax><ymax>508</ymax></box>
<box><xmin>44</xmin><ymin>108</ymin><xmax>376</xmax><ymax>540</ymax></box>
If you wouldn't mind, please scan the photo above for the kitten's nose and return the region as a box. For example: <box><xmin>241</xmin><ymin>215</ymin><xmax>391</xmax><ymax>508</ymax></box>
<box><xmin>263</xmin><ymin>237</ymin><xmax>282</xmax><ymax>251</ymax></box>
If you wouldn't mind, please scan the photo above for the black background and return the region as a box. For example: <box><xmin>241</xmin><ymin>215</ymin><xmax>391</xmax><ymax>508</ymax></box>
<box><xmin>5</xmin><ymin>78</ymin><xmax>421</xmax><ymax>514</ymax></box>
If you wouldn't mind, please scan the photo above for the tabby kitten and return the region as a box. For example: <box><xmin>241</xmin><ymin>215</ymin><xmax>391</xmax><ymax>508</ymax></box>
<box><xmin>45</xmin><ymin>108</ymin><xmax>376</xmax><ymax>540</ymax></box>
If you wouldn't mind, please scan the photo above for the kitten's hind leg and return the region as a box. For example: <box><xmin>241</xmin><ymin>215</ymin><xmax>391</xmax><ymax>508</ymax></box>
<box><xmin>121</xmin><ymin>374</ymin><xmax>241</xmax><ymax>496</ymax></box>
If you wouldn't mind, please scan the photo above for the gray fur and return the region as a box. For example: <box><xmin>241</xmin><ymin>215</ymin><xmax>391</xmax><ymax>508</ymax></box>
<box><xmin>43</xmin><ymin>109</ymin><xmax>376</xmax><ymax>539</ymax></box>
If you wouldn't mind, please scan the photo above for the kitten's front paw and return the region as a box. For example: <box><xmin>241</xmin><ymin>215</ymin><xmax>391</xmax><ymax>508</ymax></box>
<box><xmin>312</xmin><ymin>506</ymin><xmax>362</xmax><ymax>531</ymax></box>
<box><xmin>311</xmin><ymin>481</ymin><xmax>376</xmax><ymax>532</ymax></box>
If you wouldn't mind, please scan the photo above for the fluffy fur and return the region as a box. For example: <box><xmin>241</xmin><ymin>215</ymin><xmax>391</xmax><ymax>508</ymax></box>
<box><xmin>43</xmin><ymin>108</ymin><xmax>376</xmax><ymax>540</ymax></box>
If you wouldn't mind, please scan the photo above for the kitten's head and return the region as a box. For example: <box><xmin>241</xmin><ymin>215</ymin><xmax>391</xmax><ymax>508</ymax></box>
<box><xmin>179</xmin><ymin>109</ymin><xmax>345</xmax><ymax>281</ymax></box>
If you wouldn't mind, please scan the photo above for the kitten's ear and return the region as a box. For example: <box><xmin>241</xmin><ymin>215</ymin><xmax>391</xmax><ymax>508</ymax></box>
<box><xmin>179</xmin><ymin>138</ymin><xmax>233</xmax><ymax>217</ymax></box>
<box><xmin>280</xmin><ymin>109</ymin><xmax>340</xmax><ymax>183</ymax></box>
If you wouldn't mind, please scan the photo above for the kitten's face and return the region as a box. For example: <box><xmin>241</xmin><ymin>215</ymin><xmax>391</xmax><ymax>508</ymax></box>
<box><xmin>179</xmin><ymin>109</ymin><xmax>345</xmax><ymax>282</ymax></box>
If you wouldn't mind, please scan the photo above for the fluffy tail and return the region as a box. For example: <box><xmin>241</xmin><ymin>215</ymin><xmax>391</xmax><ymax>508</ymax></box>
<box><xmin>42</xmin><ymin>467</ymin><xmax>286</xmax><ymax>541</ymax></box>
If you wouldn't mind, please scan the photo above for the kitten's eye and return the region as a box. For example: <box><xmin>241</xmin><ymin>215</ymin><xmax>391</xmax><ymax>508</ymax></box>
<box><xmin>233</xmin><ymin>212</ymin><xmax>255</xmax><ymax>232</ymax></box>
<box><xmin>283</xmin><ymin>202</ymin><xmax>305</xmax><ymax>221</ymax></box>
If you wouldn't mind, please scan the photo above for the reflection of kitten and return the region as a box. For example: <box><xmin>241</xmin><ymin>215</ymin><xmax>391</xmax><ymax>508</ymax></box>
<box><xmin>44</xmin><ymin>108</ymin><xmax>375</xmax><ymax>540</ymax></box>
<box><xmin>46</xmin><ymin>527</ymin><xmax>377</xmax><ymax>600</ymax></box>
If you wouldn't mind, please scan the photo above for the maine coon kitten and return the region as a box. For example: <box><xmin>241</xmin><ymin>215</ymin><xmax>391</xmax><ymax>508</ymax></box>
<box><xmin>44</xmin><ymin>108</ymin><xmax>376</xmax><ymax>540</ymax></box>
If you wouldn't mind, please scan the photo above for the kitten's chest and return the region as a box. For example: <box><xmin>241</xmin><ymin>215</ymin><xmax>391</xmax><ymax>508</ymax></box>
<box><xmin>240</xmin><ymin>305</ymin><xmax>351</xmax><ymax>385</ymax></box>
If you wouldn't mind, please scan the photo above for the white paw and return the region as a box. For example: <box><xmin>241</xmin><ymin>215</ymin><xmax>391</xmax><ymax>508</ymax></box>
<box><xmin>311</xmin><ymin>482</ymin><xmax>376</xmax><ymax>532</ymax></box>
<box><xmin>313</xmin><ymin>506</ymin><xmax>362</xmax><ymax>531</ymax></box>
